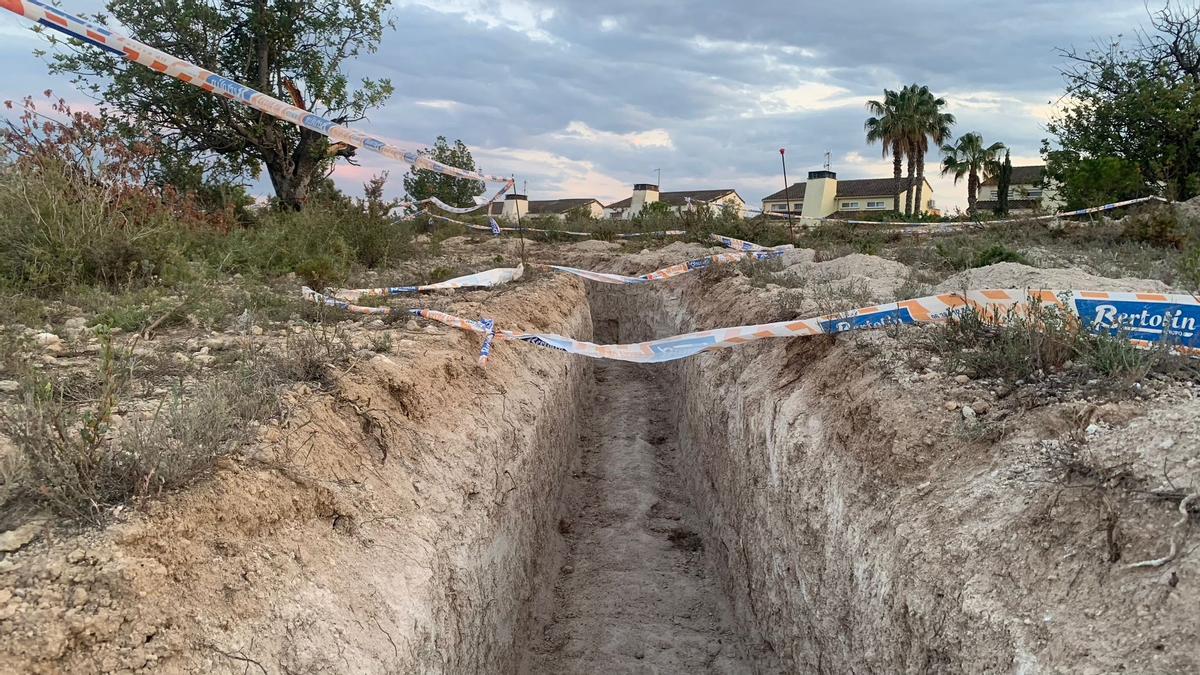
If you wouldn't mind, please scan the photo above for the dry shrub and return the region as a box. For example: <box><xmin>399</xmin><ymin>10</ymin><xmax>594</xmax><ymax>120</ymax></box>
<box><xmin>280</xmin><ymin>323</ymin><xmax>357</xmax><ymax>384</ymax></box>
<box><xmin>2</xmin><ymin>339</ymin><xmax>280</xmax><ymax>522</ymax></box>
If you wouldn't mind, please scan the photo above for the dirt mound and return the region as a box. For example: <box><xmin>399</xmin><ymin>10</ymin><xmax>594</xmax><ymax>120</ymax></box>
<box><xmin>936</xmin><ymin>261</ymin><xmax>1172</xmax><ymax>293</ymax></box>
<box><xmin>570</xmin><ymin>239</ymin><xmax>622</xmax><ymax>253</ymax></box>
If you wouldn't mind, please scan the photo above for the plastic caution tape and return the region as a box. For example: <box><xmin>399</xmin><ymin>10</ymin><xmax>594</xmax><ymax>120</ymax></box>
<box><xmin>421</xmin><ymin>211</ymin><xmax>688</xmax><ymax>239</ymax></box>
<box><xmin>746</xmin><ymin>196</ymin><xmax>1168</xmax><ymax>228</ymax></box>
<box><xmin>327</xmin><ymin>266</ymin><xmax>524</xmax><ymax>302</ymax></box>
<box><xmin>709</xmin><ymin>234</ymin><xmax>793</xmax><ymax>252</ymax></box>
<box><xmin>549</xmin><ymin>249</ymin><xmax>786</xmax><ymax>285</ymax></box>
<box><xmin>310</xmin><ymin>289</ymin><xmax>1197</xmax><ymax>364</ymax></box>
<box><xmin>0</xmin><ymin>0</ymin><xmax>509</xmax><ymax>184</ymax></box>
<box><xmin>478</xmin><ymin>318</ymin><xmax>496</xmax><ymax>365</ymax></box>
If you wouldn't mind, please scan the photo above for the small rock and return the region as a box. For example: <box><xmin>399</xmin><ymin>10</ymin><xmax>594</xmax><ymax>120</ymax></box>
<box><xmin>0</xmin><ymin>380</ymin><xmax>19</xmax><ymax>393</ymax></box>
<box><xmin>961</xmin><ymin>406</ymin><xmax>977</xmax><ymax>422</ymax></box>
<box><xmin>171</xmin><ymin>352</ymin><xmax>190</xmax><ymax>366</ymax></box>
<box><xmin>0</xmin><ymin>589</ymin><xmax>12</xmax><ymax>604</ymax></box>
<box><xmin>66</xmin><ymin>548</ymin><xmax>86</xmax><ymax>564</ymax></box>
<box><xmin>561</xmin><ymin>565</ymin><xmax>574</xmax><ymax>575</ymax></box>
<box><xmin>64</xmin><ymin>318</ymin><xmax>87</xmax><ymax>331</ymax></box>
<box><xmin>405</xmin><ymin>320</ymin><xmax>420</xmax><ymax>331</ymax></box>
<box><xmin>203</xmin><ymin>337</ymin><xmax>231</xmax><ymax>351</ymax></box>
<box><xmin>1085</xmin><ymin>424</ymin><xmax>1101</xmax><ymax>436</ymax></box>
<box><xmin>954</xmin><ymin>374</ymin><xmax>971</xmax><ymax>385</ymax></box>
<box><xmin>33</xmin><ymin>332</ymin><xmax>61</xmax><ymax>347</ymax></box>
<box><xmin>1159</xmin><ymin>438</ymin><xmax>1176</xmax><ymax>451</ymax></box>
<box><xmin>943</xmin><ymin>401</ymin><xmax>958</xmax><ymax>411</ymax></box>
<box><xmin>70</xmin><ymin>588</ymin><xmax>88</xmax><ymax>607</ymax></box>
<box><xmin>250</xmin><ymin>326</ymin><xmax>264</xmax><ymax>336</ymax></box>
<box><xmin>0</xmin><ymin>519</ymin><xmax>46</xmax><ymax>553</ymax></box>
<box><xmin>969</xmin><ymin>399</ymin><xmax>990</xmax><ymax>415</ymax></box>
<box><xmin>194</xmin><ymin>354</ymin><xmax>216</xmax><ymax>367</ymax></box>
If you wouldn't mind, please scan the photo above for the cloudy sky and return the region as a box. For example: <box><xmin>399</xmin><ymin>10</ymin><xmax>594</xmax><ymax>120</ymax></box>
<box><xmin>0</xmin><ymin>0</ymin><xmax>1153</xmax><ymax>212</ymax></box>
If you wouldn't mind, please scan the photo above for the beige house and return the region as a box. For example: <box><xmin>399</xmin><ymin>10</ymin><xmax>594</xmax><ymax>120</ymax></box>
<box><xmin>603</xmin><ymin>184</ymin><xmax>746</xmax><ymax>219</ymax></box>
<box><xmin>492</xmin><ymin>196</ymin><xmax>605</xmax><ymax>221</ymax></box>
<box><xmin>977</xmin><ymin>165</ymin><xmax>1064</xmax><ymax>214</ymax></box>
<box><xmin>761</xmin><ymin>171</ymin><xmax>935</xmax><ymax>219</ymax></box>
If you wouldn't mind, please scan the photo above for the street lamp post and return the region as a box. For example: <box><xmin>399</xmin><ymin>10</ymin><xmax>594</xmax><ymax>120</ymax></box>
<box><xmin>780</xmin><ymin>148</ymin><xmax>795</xmax><ymax>240</ymax></box>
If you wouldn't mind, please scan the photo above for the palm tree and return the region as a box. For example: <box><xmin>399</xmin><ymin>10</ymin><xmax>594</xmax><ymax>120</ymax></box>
<box><xmin>940</xmin><ymin>132</ymin><xmax>1005</xmax><ymax>214</ymax></box>
<box><xmin>906</xmin><ymin>85</ymin><xmax>955</xmax><ymax>218</ymax></box>
<box><xmin>865</xmin><ymin>89</ymin><xmax>907</xmax><ymax>215</ymax></box>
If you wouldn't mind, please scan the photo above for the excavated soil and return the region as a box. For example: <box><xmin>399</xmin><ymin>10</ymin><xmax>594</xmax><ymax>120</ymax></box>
<box><xmin>1</xmin><ymin>238</ymin><xmax>1198</xmax><ymax>673</ymax></box>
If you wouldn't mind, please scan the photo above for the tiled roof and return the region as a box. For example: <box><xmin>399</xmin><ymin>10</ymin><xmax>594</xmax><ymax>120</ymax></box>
<box><xmin>762</xmin><ymin>176</ymin><xmax>927</xmax><ymax>202</ymax></box>
<box><xmin>525</xmin><ymin>198</ymin><xmax>602</xmax><ymax>215</ymax></box>
<box><xmin>981</xmin><ymin>165</ymin><xmax>1044</xmax><ymax>187</ymax></box>
<box><xmin>605</xmin><ymin>189</ymin><xmax>739</xmax><ymax>210</ymax></box>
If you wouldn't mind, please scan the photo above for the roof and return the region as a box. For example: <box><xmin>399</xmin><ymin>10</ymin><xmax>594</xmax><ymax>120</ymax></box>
<box><xmin>981</xmin><ymin>165</ymin><xmax>1044</xmax><ymax>187</ymax></box>
<box><xmin>525</xmin><ymin>198</ymin><xmax>603</xmax><ymax>215</ymax></box>
<box><xmin>762</xmin><ymin>176</ymin><xmax>930</xmax><ymax>202</ymax></box>
<box><xmin>605</xmin><ymin>189</ymin><xmax>740</xmax><ymax>210</ymax></box>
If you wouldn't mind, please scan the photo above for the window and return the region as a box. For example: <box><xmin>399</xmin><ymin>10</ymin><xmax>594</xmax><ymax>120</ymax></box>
<box><xmin>1025</xmin><ymin>189</ymin><xmax>1043</xmax><ymax>197</ymax></box>
<box><xmin>773</xmin><ymin>203</ymin><xmax>786</xmax><ymax>211</ymax></box>
<box><xmin>841</xmin><ymin>201</ymin><xmax>860</xmax><ymax>209</ymax></box>
<box><xmin>866</xmin><ymin>201</ymin><xmax>885</xmax><ymax>209</ymax></box>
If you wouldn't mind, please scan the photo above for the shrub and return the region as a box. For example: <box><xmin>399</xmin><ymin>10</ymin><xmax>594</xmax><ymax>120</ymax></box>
<box><xmin>2</xmin><ymin>338</ymin><xmax>280</xmax><ymax>521</ymax></box>
<box><xmin>1121</xmin><ymin>206</ymin><xmax>1195</xmax><ymax>249</ymax></box>
<box><xmin>972</xmin><ymin>244</ymin><xmax>1029</xmax><ymax>267</ymax></box>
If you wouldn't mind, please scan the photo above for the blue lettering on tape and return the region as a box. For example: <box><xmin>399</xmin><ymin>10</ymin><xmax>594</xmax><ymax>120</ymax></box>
<box><xmin>519</xmin><ymin>335</ymin><xmax>568</xmax><ymax>352</ymax></box>
<box><xmin>1075</xmin><ymin>299</ymin><xmax>1200</xmax><ymax>347</ymax></box>
<box><xmin>819</xmin><ymin>307</ymin><xmax>915</xmax><ymax>334</ymax></box>
<box><xmin>301</xmin><ymin>114</ymin><xmax>335</xmax><ymax>134</ymax></box>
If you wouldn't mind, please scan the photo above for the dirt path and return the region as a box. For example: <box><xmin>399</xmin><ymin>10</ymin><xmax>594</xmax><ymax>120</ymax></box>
<box><xmin>522</xmin><ymin>361</ymin><xmax>750</xmax><ymax>673</ymax></box>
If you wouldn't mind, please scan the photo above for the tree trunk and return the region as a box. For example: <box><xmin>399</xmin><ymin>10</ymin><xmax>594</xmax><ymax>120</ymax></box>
<box><xmin>892</xmin><ymin>141</ymin><xmax>903</xmax><ymax>215</ymax></box>
<box><xmin>914</xmin><ymin>151</ymin><xmax>926</xmax><ymax>218</ymax></box>
<box><xmin>904</xmin><ymin>156</ymin><xmax>916</xmax><ymax>217</ymax></box>
<box><xmin>967</xmin><ymin>169</ymin><xmax>978</xmax><ymax>214</ymax></box>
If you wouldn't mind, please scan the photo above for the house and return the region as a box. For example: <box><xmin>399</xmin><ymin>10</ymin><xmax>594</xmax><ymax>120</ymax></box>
<box><xmin>603</xmin><ymin>184</ymin><xmax>746</xmax><ymax>219</ymax></box>
<box><xmin>977</xmin><ymin>165</ymin><xmax>1064</xmax><ymax>214</ymax></box>
<box><xmin>492</xmin><ymin>195</ymin><xmax>605</xmax><ymax>221</ymax></box>
<box><xmin>760</xmin><ymin>171</ymin><xmax>935</xmax><ymax>219</ymax></box>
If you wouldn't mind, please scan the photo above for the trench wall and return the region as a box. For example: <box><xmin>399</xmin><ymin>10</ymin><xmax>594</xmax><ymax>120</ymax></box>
<box><xmin>587</xmin><ymin>278</ymin><xmax>1025</xmax><ymax>673</ymax></box>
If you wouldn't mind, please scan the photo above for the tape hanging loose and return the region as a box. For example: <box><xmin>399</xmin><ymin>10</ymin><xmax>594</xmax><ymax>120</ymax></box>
<box><xmin>1</xmin><ymin>0</ymin><xmax>509</xmax><ymax>184</ymax></box>
<box><xmin>327</xmin><ymin>266</ymin><xmax>524</xmax><ymax>302</ymax></box>
<box><xmin>478</xmin><ymin>318</ymin><xmax>496</xmax><ymax>365</ymax></box>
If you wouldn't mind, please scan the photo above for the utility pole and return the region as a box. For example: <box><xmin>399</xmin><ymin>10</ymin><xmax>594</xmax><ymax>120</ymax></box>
<box><xmin>780</xmin><ymin>148</ymin><xmax>795</xmax><ymax>240</ymax></box>
<box><xmin>655</xmin><ymin>168</ymin><xmax>661</xmax><ymax>187</ymax></box>
<box><xmin>513</xmin><ymin>174</ymin><xmax>527</xmax><ymax>271</ymax></box>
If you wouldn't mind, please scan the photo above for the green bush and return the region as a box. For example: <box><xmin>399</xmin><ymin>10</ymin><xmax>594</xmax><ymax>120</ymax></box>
<box><xmin>1121</xmin><ymin>206</ymin><xmax>1195</xmax><ymax>249</ymax></box>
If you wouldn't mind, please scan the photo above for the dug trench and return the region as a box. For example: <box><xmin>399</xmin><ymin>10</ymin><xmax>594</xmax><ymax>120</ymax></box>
<box><xmin>2</xmin><ymin>243</ymin><xmax>1198</xmax><ymax>673</ymax></box>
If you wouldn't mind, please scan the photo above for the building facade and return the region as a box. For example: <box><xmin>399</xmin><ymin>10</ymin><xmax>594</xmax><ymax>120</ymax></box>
<box><xmin>761</xmin><ymin>172</ymin><xmax>936</xmax><ymax>219</ymax></box>
<box><xmin>977</xmin><ymin>165</ymin><xmax>1064</xmax><ymax>214</ymax></box>
<box><xmin>493</xmin><ymin>196</ymin><xmax>606</xmax><ymax>221</ymax></box>
<box><xmin>603</xmin><ymin>184</ymin><xmax>746</xmax><ymax>219</ymax></box>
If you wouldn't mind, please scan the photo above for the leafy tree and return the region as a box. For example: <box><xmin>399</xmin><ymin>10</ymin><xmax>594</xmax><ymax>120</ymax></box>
<box><xmin>995</xmin><ymin>150</ymin><xmax>1012</xmax><ymax>215</ymax></box>
<box><xmin>1043</xmin><ymin>151</ymin><xmax>1147</xmax><ymax>209</ymax></box>
<box><xmin>906</xmin><ymin>84</ymin><xmax>955</xmax><ymax>218</ymax></box>
<box><xmin>401</xmin><ymin>137</ymin><xmax>485</xmax><ymax>209</ymax></box>
<box><xmin>864</xmin><ymin>88</ymin><xmax>908</xmax><ymax>215</ymax></box>
<box><xmin>940</xmin><ymin>132</ymin><xmax>1005</xmax><ymax>214</ymax></box>
<box><xmin>43</xmin><ymin>0</ymin><xmax>395</xmax><ymax>210</ymax></box>
<box><xmin>1047</xmin><ymin>3</ymin><xmax>1200</xmax><ymax>201</ymax></box>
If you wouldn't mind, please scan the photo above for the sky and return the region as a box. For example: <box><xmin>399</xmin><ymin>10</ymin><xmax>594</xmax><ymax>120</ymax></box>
<box><xmin>0</xmin><ymin>0</ymin><xmax>1156</xmax><ymax>212</ymax></box>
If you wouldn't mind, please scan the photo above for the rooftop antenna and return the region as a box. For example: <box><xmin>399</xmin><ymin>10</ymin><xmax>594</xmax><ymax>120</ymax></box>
<box><xmin>823</xmin><ymin>150</ymin><xmax>832</xmax><ymax>171</ymax></box>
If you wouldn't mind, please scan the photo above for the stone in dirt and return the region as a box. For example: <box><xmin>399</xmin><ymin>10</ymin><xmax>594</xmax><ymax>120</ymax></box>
<box><xmin>0</xmin><ymin>518</ymin><xmax>47</xmax><ymax>553</ymax></box>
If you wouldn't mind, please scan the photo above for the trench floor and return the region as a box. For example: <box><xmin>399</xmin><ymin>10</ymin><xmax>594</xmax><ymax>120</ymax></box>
<box><xmin>522</xmin><ymin>360</ymin><xmax>749</xmax><ymax>673</ymax></box>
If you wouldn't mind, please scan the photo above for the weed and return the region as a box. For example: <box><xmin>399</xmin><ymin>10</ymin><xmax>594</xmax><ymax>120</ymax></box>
<box><xmin>280</xmin><ymin>324</ymin><xmax>356</xmax><ymax>384</ymax></box>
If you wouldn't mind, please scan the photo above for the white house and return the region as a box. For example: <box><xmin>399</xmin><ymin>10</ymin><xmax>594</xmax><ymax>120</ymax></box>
<box><xmin>977</xmin><ymin>165</ymin><xmax>1065</xmax><ymax>214</ymax></box>
<box><xmin>492</xmin><ymin>195</ymin><xmax>606</xmax><ymax>221</ymax></box>
<box><xmin>761</xmin><ymin>171</ymin><xmax>936</xmax><ymax>218</ymax></box>
<box><xmin>603</xmin><ymin>184</ymin><xmax>746</xmax><ymax>219</ymax></box>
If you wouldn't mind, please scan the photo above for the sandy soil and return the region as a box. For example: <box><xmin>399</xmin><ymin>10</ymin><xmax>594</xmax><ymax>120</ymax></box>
<box><xmin>521</xmin><ymin>361</ymin><xmax>750</xmax><ymax>673</ymax></box>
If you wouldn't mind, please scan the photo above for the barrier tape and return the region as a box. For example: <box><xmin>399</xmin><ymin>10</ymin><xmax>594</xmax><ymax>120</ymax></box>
<box><xmin>549</xmin><ymin>249</ymin><xmax>786</xmax><ymax>285</ymax></box>
<box><xmin>0</xmin><ymin>0</ymin><xmax>509</xmax><ymax>184</ymax></box>
<box><xmin>421</xmin><ymin>210</ymin><xmax>688</xmax><ymax>239</ymax></box>
<box><xmin>478</xmin><ymin>318</ymin><xmax>496</xmax><ymax>365</ymax></box>
<box><xmin>303</xmin><ymin>286</ymin><xmax>1200</xmax><ymax>363</ymax></box>
<box><xmin>327</xmin><ymin>266</ymin><xmax>524</xmax><ymax>302</ymax></box>
<box><xmin>747</xmin><ymin>196</ymin><xmax>1168</xmax><ymax>228</ymax></box>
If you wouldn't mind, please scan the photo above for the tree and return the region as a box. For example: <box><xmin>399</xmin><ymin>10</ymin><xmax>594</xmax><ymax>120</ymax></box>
<box><xmin>44</xmin><ymin>0</ymin><xmax>395</xmax><ymax>210</ymax></box>
<box><xmin>995</xmin><ymin>150</ymin><xmax>1012</xmax><ymax>216</ymax></box>
<box><xmin>1043</xmin><ymin>151</ymin><xmax>1147</xmax><ymax>209</ymax></box>
<box><xmin>865</xmin><ymin>89</ymin><xmax>908</xmax><ymax>215</ymax></box>
<box><xmin>1047</xmin><ymin>3</ymin><xmax>1200</xmax><ymax>201</ymax></box>
<box><xmin>401</xmin><ymin>137</ymin><xmax>485</xmax><ymax>208</ymax></box>
<box><xmin>940</xmin><ymin>132</ymin><xmax>1005</xmax><ymax>214</ymax></box>
<box><xmin>906</xmin><ymin>84</ymin><xmax>955</xmax><ymax>219</ymax></box>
